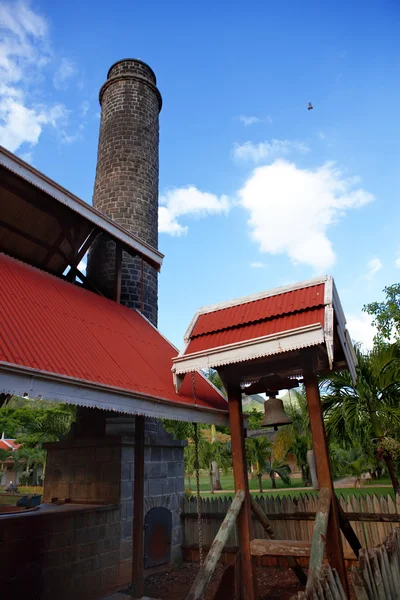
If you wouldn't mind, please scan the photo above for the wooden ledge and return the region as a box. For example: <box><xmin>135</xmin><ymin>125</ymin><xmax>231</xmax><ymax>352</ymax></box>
<box><xmin>250</xmin><ymin>539</ymin><xmax>312</xmax><ymax>557</ymax></box>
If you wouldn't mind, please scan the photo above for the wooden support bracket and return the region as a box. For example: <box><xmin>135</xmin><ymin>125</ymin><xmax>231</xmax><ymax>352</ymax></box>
<box><xmin>186</xmin><ymin>489</ymin><xmax>245</xmax><ymax>600</ymax></box>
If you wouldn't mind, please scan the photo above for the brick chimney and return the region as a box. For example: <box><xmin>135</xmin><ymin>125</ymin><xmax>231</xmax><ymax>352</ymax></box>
<box><xmin>87</xmin><ymin>59</ymin><xmax>162</xmax><ymax>326</ymax></box>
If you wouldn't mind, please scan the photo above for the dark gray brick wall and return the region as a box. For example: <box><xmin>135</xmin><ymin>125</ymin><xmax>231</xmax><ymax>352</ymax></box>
<box><xmin>87</xmin><ymin>58</ymin><xmax>161</xmax><ymax>326</ymax></box>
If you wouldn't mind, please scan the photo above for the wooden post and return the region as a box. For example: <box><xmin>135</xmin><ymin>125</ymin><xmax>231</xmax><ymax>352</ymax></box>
<box><xmin>306</xmin><ymin>488</ymin><xmax>331</xmax><ymax>591</ymax></box>
<box><xmin>303</xmin><ymin>367</ymin><xmax>349</xmax><ymax>596</ymax></box>
<box><xmin>227</xmin><ymin>382</ymin><xmax>257</xmax><ymax>600</ymax></box>
<box><xmin>114</xmin><ymin>243</ymin><xmax>122</xmax><ymax>303</ymax></box>
<box><xmin>186</xmin><ymin>489</ymin><xmax>245</xmax><ymax>600</ymax></box>
<box><xmin>132</xmin><ymin>415</ymin><xmax>145</xmax><ymax>599</ymax></box>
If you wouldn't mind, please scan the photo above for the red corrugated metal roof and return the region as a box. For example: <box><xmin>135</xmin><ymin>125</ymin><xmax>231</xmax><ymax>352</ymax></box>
<box><xmin>191</xmin><ymin>285</ymin><xmax>325</xmax><ymax>338</ymax></box>
<box><xmin>184</xmin><ymin>284</ymin><xmax>326</xmax><ymax>355</ymax></box>
<box><xmin>0</xmin><ymin>254</ymin><xmax>227</xmax><ymax>413</ymax></box>
<box><xmin>186</xmin><ymin>308</ymin><xmax>325</xmax><ymax>353</ymax></box>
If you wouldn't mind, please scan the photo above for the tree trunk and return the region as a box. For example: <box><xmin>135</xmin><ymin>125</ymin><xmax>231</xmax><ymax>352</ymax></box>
<box><xmin>212</xmin><ymin>461</ymin><xmax>222</xmax><ymax>491</ymax></box>
<box><xmin>385</xmin><ymin>456</ymin><xmax>400</xmax><ymax>501</ymax></box>
<box><xmin>188</xmin><ymin>474</ymin><xmax>191</xmax><ymax>489</ymax></box>
<box><xmin>209</xmin><ymin>470</ymin><xmax>214</xmax><ymax>494</ymax></box>
<box><xmin>257</xmin><ymin>473</ymin><xmax>263</xmax><ymax>493</ymax></box>
<box><xmin>307</xmin><ymin>449</ymin><xmax>319</xmax><ymax>490</ymax></box>
<box><xmin>271</xmin><ymin>471</ymin><xmax>276</xmax><ymax>489</ymax></box>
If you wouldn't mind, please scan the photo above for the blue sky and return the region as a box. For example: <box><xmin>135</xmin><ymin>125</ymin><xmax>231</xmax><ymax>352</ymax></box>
<box><xmin>1</xmin><ymin>0</ymin><xmax>399</xmax><ymax>349</ymax></box>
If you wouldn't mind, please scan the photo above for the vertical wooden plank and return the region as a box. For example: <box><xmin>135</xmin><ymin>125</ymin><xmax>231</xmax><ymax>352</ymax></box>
<box><xmin>227</xmin><ymin>382</ymin><xmax>257</xmax><ymax>600</ymax></box>
<box><xmin>306</xmin><ymin>488</ymin><xmax>331</xmax><ymax>592</ymax></box>
<box><xmin>303</xmin><ymin>367</ymin><xmax>349</xmax><ymax>596</ymax></box>
<box><xmin>113</xmin><ymin>242</ymin><xmax>122</xmax><ymax>303</ymax></box>
<box><xmin>132</xmin><ymin>414</ymin><xmax>145</xmax><ymax>599</ymax></box>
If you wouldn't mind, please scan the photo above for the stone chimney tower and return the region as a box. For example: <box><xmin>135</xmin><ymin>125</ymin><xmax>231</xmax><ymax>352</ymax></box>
<box><xmin>87</xmin><ymin>59</ymin><xmax>162</xmax><ymax>325</ymax></box>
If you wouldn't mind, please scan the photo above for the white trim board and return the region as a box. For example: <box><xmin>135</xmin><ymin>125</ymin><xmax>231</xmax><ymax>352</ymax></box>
<box><xmin>173</xmin><ymin>323</ymin><xmax>325</xmax><ymax>376</ymax></box>
<box><xmin>0</xmin><ymin>146</ymin><xmax>163</xmax><ymax>271</ymax></box>
<box><xmin>0</xmin><ymin>363</ymin><xmax>229</xmax><ymax>427</ymax></box>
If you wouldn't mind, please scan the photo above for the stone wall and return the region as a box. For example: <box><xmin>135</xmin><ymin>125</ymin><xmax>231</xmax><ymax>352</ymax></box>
<box><xmin>41</xmin><ymin>424</ymin><xmax>185</xmax><ymax>597</ymax></box>
<box><xmin>0</xmin><ymin>505</ymin><xmax>121</xmax><ymax>600</ymax></box>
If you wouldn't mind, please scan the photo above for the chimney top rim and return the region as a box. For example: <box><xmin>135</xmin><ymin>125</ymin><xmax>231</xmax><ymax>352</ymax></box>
<box><xmin>107</xmin><ymin>58</ymin><xmax>157</xmax><ymax>82</ymax></box>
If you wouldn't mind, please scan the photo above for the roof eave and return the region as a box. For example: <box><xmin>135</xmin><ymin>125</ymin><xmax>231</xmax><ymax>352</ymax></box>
<box><xmin>0</xmin><ymin>146</ymin><xmax>164</xmax><ymax>271</ymax></box>
<box><xmin>0</xmin><ymin>362</ymin><xmax>229</xmax><ymax>426</ymax></box>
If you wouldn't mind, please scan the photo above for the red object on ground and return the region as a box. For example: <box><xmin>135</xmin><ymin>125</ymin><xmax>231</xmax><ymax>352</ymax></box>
<box><xmin>0</xmin><ymin>253</ymin><xmax>226</xmax><ymax>412</ymax></box>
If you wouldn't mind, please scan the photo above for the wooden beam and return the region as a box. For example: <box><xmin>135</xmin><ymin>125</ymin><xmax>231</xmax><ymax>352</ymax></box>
<box><xmin>186</xmin><ymin>489</ymin><xmax>245</xmax><ymax>600</ymax></box>
<box><xmin>250</xmin><ymin>497</ymin><xmax>307</xmax><ymax>585</ymax></box>
<box><xmin>0</xmin><ymin>218</ymin><xmax>71</xmax><ymax>264</ymax></box>
<box><xmin>65</xmin><ymin>227</ymin><xmax>99</xmax><ymax>281</ymax></box>
<box><xmin>114</xmin><ymin>243</ymin><xmax>122</xmax><ymax>303</ymax></box>
<box><xmin>250</xmin><ymin>539</ymin><xmax>312</xmax><ymax>557</ymax></box>
<box><xmin>132</xmin><ymin>415</ymin><xmax>145</xmax><ymax>599</ymax></box>
<box><xmin>227</xmin><ymin>382</ymin><xmax>257</xmax><ymax>600</ymax></box>
<box><xmin>303</xmin><ymin>365</ymin><xmax>349</xmax><ymax>596</ymax></box>
<box><xmin>306</xmin><ymin>487</ymin><xmax>331</xmax><ymax>592</ymax></box>
<box><xmin>336</xmin><ymin>498</ymin><xmax>362</xmax><ymax>558</ymax></box>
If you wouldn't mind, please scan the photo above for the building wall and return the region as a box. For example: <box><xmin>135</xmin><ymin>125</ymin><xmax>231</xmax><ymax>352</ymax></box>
<box><xmin>40</xmin><ymin>426</ymin><xmax>185</xmax><ymax>598</ymax></box>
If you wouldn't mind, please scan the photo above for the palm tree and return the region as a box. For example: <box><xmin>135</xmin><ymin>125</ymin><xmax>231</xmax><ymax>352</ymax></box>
<box><xmin>184</xmin><ymin>442</ymin><xmax>196</xmax><ymax>489</ymax></box>
<box><xmin>322</xmin><ymin>343</ymin><xmax>400</xmax><ymax>499</ymax></box>
<box><xmin>274</xmin><ymin>389</ymin><xmax>318</xmax><ymax>488</ymax></box>
<box><xmin>264</xmin><ymin>460</ymin><xmax>292</xmax><ymax>489</ymax></box>
<box><xmin>245</xmin><ymin>436</ymin><xmax>272</xmax><ymax>492</ymax></box>
<box><xmin>198</xmin><ymin>437</ymin><xmax>231</xmax><ymax>494</ymax></box>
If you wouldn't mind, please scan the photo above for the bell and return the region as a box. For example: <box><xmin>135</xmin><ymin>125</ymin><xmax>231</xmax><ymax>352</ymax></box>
<box><xmin>261</xmin><ymin>393</ymin><xmax>293</xmax><ymax>431</ymax></box>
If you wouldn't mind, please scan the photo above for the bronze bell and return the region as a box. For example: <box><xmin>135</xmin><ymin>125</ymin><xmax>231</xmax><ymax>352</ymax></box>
<box><xmin>261</xmin><ymin>393</ymin><xmax>293</xmax><ymax>431</ymax></box>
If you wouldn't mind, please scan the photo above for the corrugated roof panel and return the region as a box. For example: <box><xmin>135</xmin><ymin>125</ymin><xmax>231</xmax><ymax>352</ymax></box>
<box><xmin>0</xmin><ymin>253</ymin><xmax>227</xmax><ymax>413</ymax></box>
<box><xmin>186</xmin><ymin>308</ymin><xmax>325</xmax><ymax>353</ymax></box>
<box><xmin>191</xmin><ymin>284</ymin><xmax>325</xmax><ymax>338</ymax></box>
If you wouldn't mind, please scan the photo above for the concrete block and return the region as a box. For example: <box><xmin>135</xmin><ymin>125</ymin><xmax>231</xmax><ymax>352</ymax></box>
<box><xmin>121</xmin><ymin>480</ymin><xmax>133</xmax><ymax>500</ymax></box>
<box><xmin>146</xmin><ymin>462</ymin><xmax>167</xmax><ymax>479</ymax></box>
<box><xmin>148</xmin><ymin>479</ymin><xmax>163</xmax><ymax>496</ymax></box>
<box><xmin>162</xmin><ymin>447</ymin><xmax>174</xmax><ymax>461</ymax></box>
<box><xmin>121</xmin><ymin>518</ymin><xmax>132</xmax><ymax>539</ymax></box>
<box><xmin>150</xmin><ymin>446</ymin><xmax>161</xmax><ymax>462</ymax></box>
<box><xmin>162</xmin><ymin>478</ymin><xmax>175</xmax><ymax>495</ymax></box>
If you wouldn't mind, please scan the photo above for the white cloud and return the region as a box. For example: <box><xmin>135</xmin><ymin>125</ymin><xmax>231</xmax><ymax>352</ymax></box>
<box><xmin>53</xmin><ymin>58</ymin><xmax>77</xmax><ymax>90</ymax></box>
<box><xmin>250</xmin><ymin>262</ymin><xmax>265</xmax><ymax>268</ymax></box>
<box><xmin>363</xmin><ymin>258</ymin><xmax>382</xmax><ymax>280</ymax></box>
<box><xmin>233</xmin><ymin>139</ymin><xmax>310</xmax><ymax>163</ymax></box>
<box><xmin>347</xmin><ymin>313</ymin><xmax>376</xmax><ymax>350</ymax></box>
<box><xmin>159</xmin><ymin>186</ymin><xmax>229</xmax><ymax>236</ymax></box>
<box><xmin>237</xmin><ymin>115</ymin><xmax>273</xmax><ymax>126</ymax></box>
<box><xmin>237</xmin><ymin>160</ymin><xmax>374</xmax><ymax>271</ymax></box>
<box><xmin>395</xmin><ymin>256</ymin><xmax>400</xmax><ymax>268</ymax></box>
<box><xmin>318</xmin><ymin>131</ymin><xmax>326</xmax><ymax>140</ymax></box>
<box><xmin>81</xmin><ymin>100</ymin><xmax>89</xmax><ymax>116</ymax></box>
<box><xmin>0</xmin><ymin>1</ymin><xmax>72</xmax><ymax>153</ymax></box>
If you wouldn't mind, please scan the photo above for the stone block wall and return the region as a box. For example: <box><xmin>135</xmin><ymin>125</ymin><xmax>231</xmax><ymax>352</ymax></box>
<box><xmin>41</xmin><ymin>423</ymin><xmax>186</xmax><ymax>596</ymax></box>
<box><xmin>0</xmin><ymin>506</ymin><xmax>121</xmax><ymax>600</ymax></box>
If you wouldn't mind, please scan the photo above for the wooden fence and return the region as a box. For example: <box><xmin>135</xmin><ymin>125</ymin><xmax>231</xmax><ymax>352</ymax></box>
<box><xmin>182</xmin><ymin>493</ymin><xmax>399</xmax><ymax>563</ymax></box>
<box><xmin>351</xmin><ymin>528</ymin><xmax>400</xmax><ymax>600</ymax></box>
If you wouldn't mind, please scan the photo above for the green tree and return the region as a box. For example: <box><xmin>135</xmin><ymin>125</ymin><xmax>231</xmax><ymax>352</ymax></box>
<box><xmin>364</xmin><ymin>284</ymin><xmax>400</xmax><ymax>343</ymax></box>
<box><xmin>273</xmin><ymin>389</ymin><xmax>317</xmax><ymax>488</ymax></box>
<box><xmin>264</xmin><ymin>460</ymin><xmax>292</xmax><ymax>489</ymax></box>
<box><xmin>245</xmin><ymin>436</ymin><xmax>272</xmax><ymax>492</ymax></box>
<box><xmin>198</xmin><ymin>437</ymin><xmax>231</xmax><ymax>493</ymax></box>
<box><xmin>184</xmin><ymin>442</ymin><xmax>196</xmax><ymax>489</ymax></box>
<box><xmin>322</xmin><ymin>343</ymin><xmax>400</xmax><ymax>499</ymax></box>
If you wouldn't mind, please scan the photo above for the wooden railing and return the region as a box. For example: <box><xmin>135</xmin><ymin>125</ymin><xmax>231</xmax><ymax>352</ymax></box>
<box><xmin>182</xmin><ymin>492</ymin><xmax>399</xmax><ymax>561</ymax></box>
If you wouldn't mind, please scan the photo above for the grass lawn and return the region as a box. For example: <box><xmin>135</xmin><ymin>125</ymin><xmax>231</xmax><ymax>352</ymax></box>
<box><xmin>187</xmin><ymin>474</ymin><xmax>395</xmax><ymax>501</ymax></box>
